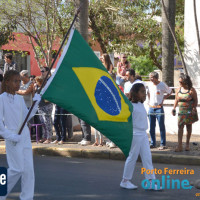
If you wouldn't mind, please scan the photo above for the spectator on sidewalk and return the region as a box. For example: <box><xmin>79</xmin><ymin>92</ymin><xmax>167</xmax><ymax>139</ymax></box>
<box><xmin>147</xmin><ymin>71</ymin><xmax>172</xmax><ymax>150</ymax></box>
<box><xmin>172</xmin><ymin>74</ymin><xmax>198</xmax><ymax>152</ymax></box>
<box><xmin>3</xmin><ymin>53</ymin><xmax>18</xmax><ymax>74</ymax></box>
<box><xmin>66</xmin><ymin>110</ymin><xmax>73</xmax><ymax>139</ymax></box>
<box><xmin>101</xmin><ymin>53</ymin><xmax>114</xmax><ymax>75</ymax></box>
<box><xmin>51</xmin><ymin>105</ymin><xmax>73</xmax><ymax>145</ymax></box>
<box><xmin>17</xmin><ymin>70</ymin><xmax>34</xmax><ymax>108</ymax></box>
<box><xmin>35</xmin><ymin>76</ymin><xmax>53</xmax><ymax>144</ymax></box>
<box><xmin>124</xmin><ymin>69</ymin><xmax>144</xmax><ymax>98</ymax></box>
<box><xmin>29</xmin><ymin>75</ymin><xmax>36</xmax><ymax>82</ymax></box>
<box><xmin>78</xmin><ymin>120</ymin><xmax>91</xmax><ymax>146</ymax></box>
<box><xmin>116</xmin><ymin>54</ymin><xmax>131</xmax><ymax>87</ymax></box>
<box><xmin>41</xmin><ymin>66</ymin><xmax>51</xmax><ymax>79</ymax></box>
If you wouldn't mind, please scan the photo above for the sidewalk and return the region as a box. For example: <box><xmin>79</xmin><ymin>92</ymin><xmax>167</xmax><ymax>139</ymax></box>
<box><xmin>0</xmin><ymin>131</ymin><xmax>200</xmax><ymax>165</ymax></box>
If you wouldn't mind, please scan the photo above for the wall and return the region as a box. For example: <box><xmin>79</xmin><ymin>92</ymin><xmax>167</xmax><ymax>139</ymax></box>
<box><xmin>184</xmin><ymin>0</ymin><xmax>200</xmax><ymax>99</ymax></box>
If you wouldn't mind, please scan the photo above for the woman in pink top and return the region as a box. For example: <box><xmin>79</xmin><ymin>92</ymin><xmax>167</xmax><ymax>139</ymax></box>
<box><xmin>116</xmin><ymin>54</ymin><xmax>131</xmax><ymax>86</ymax></box>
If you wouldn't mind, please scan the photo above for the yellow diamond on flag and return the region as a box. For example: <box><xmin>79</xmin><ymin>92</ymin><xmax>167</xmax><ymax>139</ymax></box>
<box><xmin>73</xmin><ymin>67</ymin><xmax>131</xmax><ymax>122</ymax></box>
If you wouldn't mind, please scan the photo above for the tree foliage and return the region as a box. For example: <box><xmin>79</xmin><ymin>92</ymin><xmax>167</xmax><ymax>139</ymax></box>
<box><xmin>128</xmin><ymin>55</ymin><xmax>157</xmax><ymax>76</ymax></box>
<box><xmin>89</xmin><ymin>0</ymin><xmax>184</xmax><ymax>71</ymax></box>
<box><xmin>0</xmin><ymin>0</ymin><xmax>75</xmax><ymax>68</ymax></box>
<box><xmin>0</xmin><ymin>0</ymin><xmax>185</xmax><ymax>72</ymax></box>
<box><xmin>89</xmin><ymin>0</ymin><xmax>161</xmax><ymax>69</ymax></box>
<box><xmin>0</xmin><ymin>21</ymin><xmax>16</xmax><ymax>47</ymax></box>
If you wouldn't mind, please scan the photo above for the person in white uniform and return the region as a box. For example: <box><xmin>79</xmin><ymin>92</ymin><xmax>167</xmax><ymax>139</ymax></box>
<box><xmin>120</xmin><ymin>83</ymin><xmax>161</xmax><ymax>190</ymax></box>
<box><xmin>0</xmin><ymin>70</ymin><xmax>41</xmax><ymax>200</ymax></box>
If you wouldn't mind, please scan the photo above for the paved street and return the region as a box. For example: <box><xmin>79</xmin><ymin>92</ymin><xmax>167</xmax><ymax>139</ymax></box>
<box><xmin>1</xmin><ymin>155</ymin><xmax>200</xmax><ymax>200</ymax></box>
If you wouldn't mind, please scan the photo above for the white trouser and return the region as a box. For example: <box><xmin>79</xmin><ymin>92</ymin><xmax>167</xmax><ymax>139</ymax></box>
<box><xmin>1</xmin><ymin>140</ymin><xmax>34</xmax><ymax>200</ymax></box>
<box><xmin>122</xmin><ymin>134</ymin><xmax>155</xmax><ymax>180</ymax></box>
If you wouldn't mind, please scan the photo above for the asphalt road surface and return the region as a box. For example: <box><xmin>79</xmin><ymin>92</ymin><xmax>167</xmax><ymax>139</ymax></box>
<box><xmin>0</xmin><ymin>154</ymin><xmax>199</xmax><ymax>200</ymax></box>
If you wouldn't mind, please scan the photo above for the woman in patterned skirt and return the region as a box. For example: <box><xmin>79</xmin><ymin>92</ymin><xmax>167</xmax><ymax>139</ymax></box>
<box><xmin>172</xmin><ymin>74</ymin><xmax>198</xmax><ymax>152</ymax></box>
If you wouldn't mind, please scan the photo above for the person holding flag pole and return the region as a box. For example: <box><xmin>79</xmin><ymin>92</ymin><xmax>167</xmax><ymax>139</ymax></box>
<box><xmin>0</xmin><ymin>7</ymin><xmax>81</xmax><ymax>200</ymax></box>
<box><xmin>0</xmin><ymin>70</ymin><xmax>41</xmax><ymax>200</ymax></box>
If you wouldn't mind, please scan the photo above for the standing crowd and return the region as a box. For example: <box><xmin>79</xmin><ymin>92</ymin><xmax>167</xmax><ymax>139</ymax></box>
<box><xmin>0</xmin><ymin>52</ymin><xmax>198</xmax><ymax>199</ymax></box>
<box><xmin>0</xmin><ymin>52</ymin><xmax>198</xmax><ymax>151</ymax></box>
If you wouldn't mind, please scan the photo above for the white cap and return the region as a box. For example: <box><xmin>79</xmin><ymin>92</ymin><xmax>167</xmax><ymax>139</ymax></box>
<box><xmin>20</xmin><ymin>70</ymin><xmax>29</xmax><ymax>76</ymax></box>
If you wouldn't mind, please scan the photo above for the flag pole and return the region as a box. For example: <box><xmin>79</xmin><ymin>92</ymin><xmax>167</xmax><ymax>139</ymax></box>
<box><xmin>18</xmin><ymin>7</ymin><xmax>81</xmax><ymax>135</ymax></box>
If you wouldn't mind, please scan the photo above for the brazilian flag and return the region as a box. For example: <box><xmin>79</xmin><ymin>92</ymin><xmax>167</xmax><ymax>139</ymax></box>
<box><xmin>42</xmin><ymin>28</ymin><xmax>133</xmax><ymax>157</ymax></box>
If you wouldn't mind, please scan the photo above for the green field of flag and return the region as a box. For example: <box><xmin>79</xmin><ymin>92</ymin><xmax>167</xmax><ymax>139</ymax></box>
<box><xmin>42</xmin><ymin>28</ymin><xmax>133</xmax><ymax>157</ymax></box>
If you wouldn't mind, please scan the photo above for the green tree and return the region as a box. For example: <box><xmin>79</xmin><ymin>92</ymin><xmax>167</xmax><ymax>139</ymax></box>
<box><xmin>128</xmin><ymin>55</ymin><xmax>157</xmax><ymax>76</ymax></box>
<box><xmin>0</xmin><ymin>0</ymin><xmax>75</xmax><ymax>68</ymax></box>
<box><xmin>89</xmin><ymin>0</ymin><xmax>162</xmax><ymax>69</ymax></box>
<box><xmin>89</xmin><ymin>0</ymin><xmax>184</xmax><ymax>74</ymax></box>
<box><xmin>0</xmin><ymin>22</ymin><xmax>16</xmax><ymax>47</ymax></box>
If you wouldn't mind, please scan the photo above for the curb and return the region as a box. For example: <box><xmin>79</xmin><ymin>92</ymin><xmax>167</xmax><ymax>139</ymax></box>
<box><xmin>151</xmin><ymin>153</ymin><xmax>200</xmax><ymax>166</ymax></box>
<box><xmin>31</xmin><ymin>146</ymin><xmax>126</xmax><ymax>160</ymax></box>
<box><xmin>1</xmin><ymin>145</ymin><xmax>200</xmax><ymax>165</ymax></box>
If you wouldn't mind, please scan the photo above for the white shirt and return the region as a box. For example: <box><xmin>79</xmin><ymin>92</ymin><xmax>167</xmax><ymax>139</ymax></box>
<box><xmin>147</xmin><ymin>82</ymin><xmax>171</xmax><ymax>106</ymax></box>
<box><xmin>124</xmin><ymin>79</ymin><xmax>145</xmax><ymax>94</ymax></box>
<box><xmin>132</xmin><ymin>102</ymin><xmax>148</xmax><ymax>135</ymax></box>
<box><xmin>0</xmin><ymin>93</ymin><xmax>28</xmax><ymax>131</ymax></box>
<box><xmin>0</xmin><ymin>92</ymin><xmax>38</xmax><ymax>146</ymax></box>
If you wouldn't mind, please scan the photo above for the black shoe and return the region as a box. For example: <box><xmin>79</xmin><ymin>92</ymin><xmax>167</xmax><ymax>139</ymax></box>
<box><xmin>150</xmin><ymin>144</ymin><xmax>156</xmax><ymax>149</ymax></box>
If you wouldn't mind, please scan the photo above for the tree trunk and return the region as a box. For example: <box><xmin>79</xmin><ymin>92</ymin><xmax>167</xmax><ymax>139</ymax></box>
<box><xmin>162</xmin><ymin>0</ymin><xmax>176</xmax><ymax>87</ymax></box>
<box><xmin>76</xmin><ymin>0</ymin><xmax>89</xmax><ymax>42</ymax></box>
<box><xmin>89</xmin><ymin>9</ymin><xmax>107</xmax><ymax>53</ymax></box>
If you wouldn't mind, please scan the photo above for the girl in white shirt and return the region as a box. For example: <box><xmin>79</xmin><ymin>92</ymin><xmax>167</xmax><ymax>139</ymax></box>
<box><xmin>120</xmin><ymin>83</ymin><xmax>161</xmax><ymax>190</ymax></box>
<box><xmin>0</xmin><ymin>70</ymin><xmax>40</xmax><ymax>200</ymax></box>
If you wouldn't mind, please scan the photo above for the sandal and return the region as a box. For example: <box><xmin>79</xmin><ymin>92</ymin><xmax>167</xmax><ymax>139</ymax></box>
<box><xmin>43</xmin><ymin>139</ymin><xmax>51</xmax><ymax>144</ymax></box>
<box><xmin>98</xmin><ymin>144</ymin><xmax>103</xmax><ymax>147</ymax></box>
<box><xmin>175</xmin><ymin>147</ymin><xmax>183</xmax><ymax>152</ymax></box>
<box><xmin>185</xmin><ymin>146</ymin><xmax>190</xmax><ymax>151</ymax></box>
<box><xmin>39</xmin><ymin>138</ymin><xmax>46</xmax><ymax>143</ymax></box>
<box><xmin>92</xmin><ymin>143</ymin><xmax>98</xmax><ymax>146</ymax></box>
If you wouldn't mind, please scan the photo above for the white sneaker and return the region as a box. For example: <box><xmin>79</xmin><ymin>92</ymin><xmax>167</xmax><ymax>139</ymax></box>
<box><xmin>120</xmin><ymin>180</ymin><xmax>138</xmax><ymax>190</ymax></box>
<box><xmin>109</xmin><ymin>142</ymin><xmax>116</xmax><ymax>148</ymax></box>
<box><xmin>106</xmin><ymin>141</ymin><xmax>111</xmax><ymax>147</ymax></box>
<box><xmin>80</xmin><ymin>140</ymin><xmax>91</xmax><ymax>146</ymax></box>
<box><xmin>51</xmin><ymin>140</ymin><xmax>58</xmax><ymax>144</ymax></box>
<box><xmin>145</xmin><ymin>182</ymin><xmax>162</xmax><ymax>190</ymax></box>
<box><xmin>78</xmin><ymin>140</ymin><xmax>85</xmax><ymax>145</ymax></box>
<box><xmin>58</xmin><ymin>141</ymin><xmax>64</xmax><ymax>145</ymax></box>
